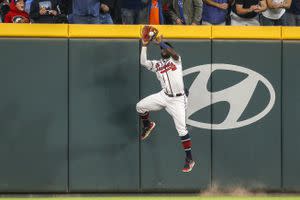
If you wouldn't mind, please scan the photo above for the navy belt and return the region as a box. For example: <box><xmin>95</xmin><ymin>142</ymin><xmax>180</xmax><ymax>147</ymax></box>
<box><xmin>164</xmin><ymin>91</ymin><xmax>184</xmax><ymax>97</ymax></box>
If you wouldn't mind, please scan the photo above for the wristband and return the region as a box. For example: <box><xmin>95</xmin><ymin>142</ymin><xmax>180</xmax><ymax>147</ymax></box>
<box><xmin>159</xmin><ymin>42</ymin><xmax>169</xmax><ymax>49</ymax></box>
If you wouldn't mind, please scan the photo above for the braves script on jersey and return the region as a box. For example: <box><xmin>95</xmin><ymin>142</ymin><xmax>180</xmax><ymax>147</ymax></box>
<box><xmin>141</xmin><ymin>47</ymin><xmax>185</xmax><ymax>95</ymax></box>
<box><xmin>136</xmin><ymin>46</ymin><xmax>188</xmax><ymax>136</ymax></box>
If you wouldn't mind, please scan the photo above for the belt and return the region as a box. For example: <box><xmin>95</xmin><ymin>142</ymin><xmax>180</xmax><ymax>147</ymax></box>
<box><xmin>164</xmin><ymin>91</ymin><xmax>184</xmax><ymax>97</ymax></box>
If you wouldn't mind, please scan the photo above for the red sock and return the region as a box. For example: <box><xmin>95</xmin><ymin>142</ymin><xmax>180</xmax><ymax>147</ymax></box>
<box><xmin>180</xmin><ymin>134</ymin><xmax>192</xmax><ymax>160</ymax></box>
<box><xmin>139</xmin><ymin>112</ymin><xmax>150</xmax><ymax>128</ymax></box>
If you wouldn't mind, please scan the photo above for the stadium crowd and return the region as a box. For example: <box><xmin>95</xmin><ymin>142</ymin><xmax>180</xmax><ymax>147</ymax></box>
<box><xmin>0</xmin><ymin>0</ymin><xmax>299</xmax><ymax>25</ymax></box>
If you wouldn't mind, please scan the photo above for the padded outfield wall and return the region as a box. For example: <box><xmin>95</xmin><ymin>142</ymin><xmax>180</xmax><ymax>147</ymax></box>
<box><xmin>0</xmin><ymin>24</ymin><xmax>299</xmax><ymax>192</ymax></box>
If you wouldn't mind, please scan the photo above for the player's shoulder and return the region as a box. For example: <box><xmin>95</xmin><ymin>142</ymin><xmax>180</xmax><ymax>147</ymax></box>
<box><xmin>171</xmin><ymin>55</ymin><xmax>182</xmax><ymax>63</ymax></box>
<box><xmin>151</xmin><ymin>59</ymin><xmax>161</xmax><ymax>65</ymax></box>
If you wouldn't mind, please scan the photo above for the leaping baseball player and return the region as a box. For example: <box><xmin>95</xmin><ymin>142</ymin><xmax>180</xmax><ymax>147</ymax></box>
<box><xmin>136</xmin><ymin>29</ymin><xmax>195</xmax><ymax>173</ymax></box>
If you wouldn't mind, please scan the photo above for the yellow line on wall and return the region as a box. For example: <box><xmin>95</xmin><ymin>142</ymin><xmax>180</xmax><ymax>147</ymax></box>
<box><xmin>212</xmin><ymin>26</ymin><xmax>282</xmax><ymax>39</ymax></box>
<box><xmin>0</xmin><ymin>24</ymin><xmax>300</xmax><ymax>40</ymax></box>
<box><xmin>69</xmin><ymin>25</ymin><xmax>140</xmax><ymax>38</ymax></box>
<box><xmin>0</xmin><ymin>24</ymin><xmax>68</xmax><ymax>38</ymax></box>
<box><xmin>282</xmin><ymin>27</ymin><xmax>300</xmax><ymax>40</ymax></box>
<box><xmin>146</xmin><ymin>25</ymin><xmax>211</xmax><ymax>39</ymax></box>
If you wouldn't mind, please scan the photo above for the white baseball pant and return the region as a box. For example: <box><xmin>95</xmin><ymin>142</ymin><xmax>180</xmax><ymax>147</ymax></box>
<box><xmin>136</xmin><ymin>90</ymin><xmax>188</xmax><ymax>137</ymax></box>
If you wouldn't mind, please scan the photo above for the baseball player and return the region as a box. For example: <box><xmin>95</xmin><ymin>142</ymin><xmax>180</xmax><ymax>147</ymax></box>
<box><xmin>136</xmin><ymin>35</ymin><xmax>195</xmax><ymax>173</ymax></box>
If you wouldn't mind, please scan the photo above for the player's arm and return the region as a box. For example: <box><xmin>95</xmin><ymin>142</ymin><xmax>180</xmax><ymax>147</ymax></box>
<box><xmin>155</xmin><ymin>35</ymin><xmax>179</xmax><ymax>61</ymax></box>
<box><xmin>165</xmin><ymin>45</ymin><xmax>180</xmax><ymax>61</ymax></box>
<box><xmin>140</xmin><ymin>40</ymin><xmax>157</xmax><ymax>72</ymax></box>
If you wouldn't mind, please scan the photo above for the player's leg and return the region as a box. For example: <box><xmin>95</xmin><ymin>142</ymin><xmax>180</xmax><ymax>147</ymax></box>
<box><xmin>166</xmin><ymin>96</ymin><xmax>195</xmax><ymax>172</ymax></box>
<box><xmin>136</xmin><ymin>92</ymin><xmax>166</xmax><ymax>140</ymax></box>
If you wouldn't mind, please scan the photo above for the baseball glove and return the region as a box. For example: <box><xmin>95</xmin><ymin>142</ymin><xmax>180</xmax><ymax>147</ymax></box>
<box><xmin>141</xmin><ymin>25</ymin><xmax>159</xmax><ymax>44</ymax></box>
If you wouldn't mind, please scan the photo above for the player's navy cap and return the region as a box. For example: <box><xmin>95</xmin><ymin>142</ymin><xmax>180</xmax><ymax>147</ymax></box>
<box><xmin>160</xmin><ymin>42</ymin><xmax>174</xmax><ymax>49</ymax></box>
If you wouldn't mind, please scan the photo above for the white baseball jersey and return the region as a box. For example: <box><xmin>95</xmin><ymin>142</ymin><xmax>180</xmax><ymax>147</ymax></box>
<box><xmin>140</xmin><ymin>46</ymin><xmax>185</xmax><ymax>95</ymax></box>
<box><xmin>136</xmin><ymin>46</ymin><xmax>188</xmax><ymax>136</ymax></box>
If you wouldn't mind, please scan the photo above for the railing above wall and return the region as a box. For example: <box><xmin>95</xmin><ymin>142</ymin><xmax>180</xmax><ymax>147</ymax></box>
<box><xmin>0</xmin><ymin>24</ymin><xmax>300</xmax><ymax>39</ymax></box>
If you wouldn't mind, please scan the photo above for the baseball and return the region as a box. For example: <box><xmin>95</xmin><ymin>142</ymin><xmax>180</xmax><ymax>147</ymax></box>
<box><xmin>149</xmin><ymin>31</ymin><xmax>154</xmax><ymax>37</ymax></box>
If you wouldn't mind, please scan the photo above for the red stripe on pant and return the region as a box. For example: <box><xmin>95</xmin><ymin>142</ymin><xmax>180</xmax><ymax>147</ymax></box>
<box><xmin>182</xmin><ymin>140</ymin><xmax>191</xmax><ymax>150</ymax></box>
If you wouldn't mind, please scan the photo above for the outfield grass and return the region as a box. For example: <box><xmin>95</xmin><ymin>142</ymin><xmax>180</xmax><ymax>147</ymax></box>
<box><xmin>1</xmin><ymin>197</ymin><xmax>300</xmax><ymax>200</ymax></box>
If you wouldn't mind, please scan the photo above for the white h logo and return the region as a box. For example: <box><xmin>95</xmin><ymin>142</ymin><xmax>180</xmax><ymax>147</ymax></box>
<box><xmin>183</xmin><ymin>64</ymin><xmax>276</xmax><ymax>130</ymax></box>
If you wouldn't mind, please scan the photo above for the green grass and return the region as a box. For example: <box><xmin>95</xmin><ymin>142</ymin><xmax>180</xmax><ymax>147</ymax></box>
<box><xmin>1</xmin><ymin>197</ymin><xmax>300</xmax><ymax>200</ymax></box>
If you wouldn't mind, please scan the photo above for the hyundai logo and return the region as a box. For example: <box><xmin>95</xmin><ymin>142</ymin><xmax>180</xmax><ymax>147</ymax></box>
<box><xmin>183</xmin><ymin>64</ymin><xmax>276</xmax><ymax>130</ymax></box>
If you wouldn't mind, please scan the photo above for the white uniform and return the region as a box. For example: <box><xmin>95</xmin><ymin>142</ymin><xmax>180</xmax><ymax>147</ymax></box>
<box><xmin>136</xmin><ymin>46</ymin><xmax>188</xmax><ymax>137</ymax></box>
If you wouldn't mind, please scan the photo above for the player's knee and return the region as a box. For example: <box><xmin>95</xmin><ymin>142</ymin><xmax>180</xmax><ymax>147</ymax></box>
<box><xmin>136</xmin><ymin>102</ymin><xmax>144</xmax><ymax>114</ymax></box>
<box><xmin>178</xmin><ymin>129</ymin><xmax>188</xmax><ymax>137</ymax></box>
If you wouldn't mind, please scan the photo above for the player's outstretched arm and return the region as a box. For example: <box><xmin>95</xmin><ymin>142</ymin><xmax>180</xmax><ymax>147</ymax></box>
<box><xmin>140</xmin><ymin>45</ymin><xmax>150</xmax><ymax>67</ymax></box>
<box><xmin>140</xmin><ymin>40</ymin><xmax>156</xmax><ymax>72</ymax></box>
<box><xmin>154</xmin><ymin>35</ymin><xmax>179</xmax><ymax>61</ymax></box>
<box><xmin>141</xmin><ymin>37</ymin><xmax>149</xmax><ymax>47</ymax></box>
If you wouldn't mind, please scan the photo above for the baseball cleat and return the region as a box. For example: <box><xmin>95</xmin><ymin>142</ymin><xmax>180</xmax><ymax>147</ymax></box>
<box><xmin>141</xmin><ymin>121</ymin><xmax>156</xmax><ymax>140</ymax></box>
<box><xmin>182</xmin><ymin>158</ymin><xmax>195</xmax><ymax>173</ymax></box>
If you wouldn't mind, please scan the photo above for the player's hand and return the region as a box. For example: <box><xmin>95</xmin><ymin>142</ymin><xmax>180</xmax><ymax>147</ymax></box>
<box><xmin>141</xmin><ymin>25</ymin><xmax>159</xmax><ymax>46</ymax></box>
<box><xmin>154</xmin><ymin>35</ymin><xmax>163</xmax><ymax>45</ymax></box>
<box><xmin>141</xmin><ymin>39</ymin><xmax>149</xmax><ymax>46</ymax></box>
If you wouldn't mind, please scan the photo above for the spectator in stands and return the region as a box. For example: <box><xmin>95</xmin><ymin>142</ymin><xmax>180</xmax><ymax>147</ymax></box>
<box><xmin>30</xmin><ymin>0</ymin><xmax>61</xmax><ymax>23</ymax></box>
<box><xmin>121</xmin><ymin>0</ymin><xmax>148</xmax><ymax>24</ymax></box>
<box><xmin>109</xmin><ymin>0</ymin><xmax>122</xmax><ymax>24</ymax></box>
<box><xmin>285</xmin><ymin>0</ymin><xmax>300</xmax><ymax>25</ymax></box>
<box><xmin>168</xmin><ymin>0</ymin><xmax>202</xmax><ymax>25</ymax></box>
<box><xmin>4</xmin><ymin>0</ymin><xmax>30</xmax><ymax>23</ymax></box>
<box><xmin>54</xmin><ymin>0</ymin><xmax>69</xmax><ymax>23</ymax></box>
<box><xmin>0</xmin><ymin>0</ymin><xmax>10</xmax><ymax>22</ymax></box>
<box><xmin>161</xmin><ymin>1</ymin><xmax>173</xmax><ymax>24</ymax></box>
<box><xmin>25</xmin><ymin>0</ymin><xmax>33</xmax><ymax>13</ymax></box>
<box><xmin>202</xmin><ymin>0</ymin><xmax>230</xmax><ymax>25</ymax></box>
<box><xmin>108</xmin><ymin>0</ymin><xmax>122</xmax><ymax>23</ymax></box>
<box><xmin>231</xmin><ymin>0</ymin><xmax>267</xmax><ymax>25</ymax></box>
<box><xmin>121</xmin><ymin>0</ymin><xmax>170</xmax><ymax>25</ymax></box>
<box><xmin>99</xmin><ymin>0</ymin><xmax>113</xmax><ymax>24</ymax></box>
<box><xmin>260</xmin><ymin>0</ymin><xmax>291</xmax><ymax>25</ymax></box>
<box><xmin>58</xmin><ymin>0</ymin><xmax>71</xmax><ymax>15</ymax></box>
<box><xmin>72</xmin><ymin>0</ymin><xmax>112</xmax><ymax>24</ymax></box>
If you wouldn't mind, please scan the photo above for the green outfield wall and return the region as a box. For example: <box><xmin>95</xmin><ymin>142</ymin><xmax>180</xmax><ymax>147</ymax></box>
<box><xmin>0</xmin><ymin>38</ymin><xmax>68</xmax><ymax>192</ymax></box>
<box><xmin>0</xmin><ymin>25</ymin><xmax>299</xmax><ymax>193</ymax></box>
